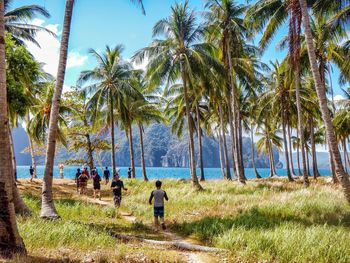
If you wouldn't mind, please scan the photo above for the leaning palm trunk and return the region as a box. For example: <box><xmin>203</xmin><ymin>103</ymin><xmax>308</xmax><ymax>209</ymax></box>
<box><xmin>281</xmin><ymin>109</ymin><xmax>293</xmax><ymax>181</ymax></box>
<box><xmin>309</xmin><ymin>117</ymin><xmax>320</xmax><ymax>179</ymax></box>
<box><xmin>180</xmin><ymin>62</ymin><xmax>201</xmax><ymax>190</ymax></box>
<box><xmin>299</xmin><ymin>0</ymin><xmax>350</xmax><ymax>203</ymax></box>
<box><xmin>269</xmin><ymin>140</ymin><xmax>278</xmax><ymax>177</ymax></box>
<box><xmin>9</xmin><ymin>129</ymin><xmax>30</xmax><ymax>215</ymax></box>
<box><xmin>250</xmin><ymin>124</ymin><xmax>261</xmax><ymax>179</ymax></box>
<box><xmin>128</xmin><ymin>125</ymin><xmax>136</xmax><ymax>178</ymax></box>
<box><xmin>219</xmin><ymin>105</ymin><xmax>231</xmax><ymax>180</ymax></box>
<box><xmin>138</xmin><ymin>123</ymin><xmax>148</xmax><ymax>181</ymax></box>
<box><xmin>328</xmin><ymin>144</ymin><xmax>338</xmax><ymax>183</ymax></box>
<box><xmin>0</xmin><ymin>1</ymin><xmax>27</xmax><ymax>256</ymax></box>
<box><xmin>41</xmin><ymin>0</ymin><xmax>74</xmax><ymax>219</ymax></box>
<box><xmin>287</xmin><ymin>124</ymin><xmax>297</xmax><ymax>177</ymax></box>
<box><xmin>196</xmin><ymin>105</ymin><xmax>205</xmax><ymax>181</ymax></box>
<box><xmin>27</xmin><ymin>112</ymin><xmax>37</xmax><ymax>178</ymax></box>
<box><xmin>109</xmin><ymin>91</ymin><xmax>117</xmax><ymax>177</ymax></box>
<box><xmin>295</xmin><ymin>63</ymin><xmax>309</xmax><ymax>185</ymax></box>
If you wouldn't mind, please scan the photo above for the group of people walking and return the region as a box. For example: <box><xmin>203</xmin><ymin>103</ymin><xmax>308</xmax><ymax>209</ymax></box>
<box><xmin>75</xmin><ymin>166</ymin><xmax>113</xmax><ymax>199</ymax></box>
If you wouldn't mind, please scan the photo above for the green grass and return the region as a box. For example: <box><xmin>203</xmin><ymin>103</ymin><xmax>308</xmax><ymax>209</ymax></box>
<box><xmin>16</xmin><ymin>178</ymin><xmax>350</xmax><ymax>262</ymax></box>
<box><xmin>17</xmin><ymin>191</ymin><xmax>182</xmax><ymax>262</ymax></box>
<box><xmin>121</xmin><ymin>178</ymin><xmax>350</xmax><ymax>262</ymax></box>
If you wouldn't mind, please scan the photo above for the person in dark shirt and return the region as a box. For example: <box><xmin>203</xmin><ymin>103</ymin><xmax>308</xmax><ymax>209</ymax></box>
<box><xmin>75</xmin><ymin>168</ymin><xmax>81</xmax><ymax>193</ymax></box>
<box><xmin>103</xmin><ymin>167</ymin><xmax>110</xmax><ymax>185</ymax></box>
<box><xmin>29</xmin><ymin>166</ymin><xmax>34</xmax><ymax>182</ymax></box>
<box><xmin>149</xmin><ymin>180</ymin><xmax>169</xmax><ymax>230</ymax></box>
<box><xmin>127</xmin><ymin>167</ymin><xmax>132</xmax><ymax>178</ymax></box>
<box><xmin>92</xmin><ymin>169</ymin><xmax>101</xmax><ymax>200</ymax></box>
<box><xmin>110</xmin><ymin>174</ymin><xmax>127</xmax><ymax>208</ymax></box>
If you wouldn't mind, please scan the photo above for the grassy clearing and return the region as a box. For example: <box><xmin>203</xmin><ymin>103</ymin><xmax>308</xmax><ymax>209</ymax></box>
<box><xmin>14</xmin><ymin>177</ymin><xmax>350</xmax><ymax>262</ymax></box>
<box><xmin>121</xmin><ymin>177</ymin><xmax>350</xmax><ymax>262</ymax></box>
<box><xmin>15</xmin><ymin>181</ymin><xmax>183</xmax><ymax>263</ymax></box>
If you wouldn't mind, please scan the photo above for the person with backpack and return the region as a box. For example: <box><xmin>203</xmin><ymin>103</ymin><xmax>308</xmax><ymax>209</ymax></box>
<box><xmin>92</xmin><ymin>168</ymin><xmax>101</xmax><ymax>200</ymax></box>
<box><xmin>149</xmin><ymin>180</ymin><xmax>169</xmax><ymax>230</ymax></box>
<box><xmin>110</xmin><ymin>173</ymin><xmax>127</xmax><ymax>208</ymax></box>
<box><xmin>78</xmin><ymin>170</ymin><xmax>89</xmax><ymax>195</ymax></box>
<box><xmin>103</xmin><ymin>167</ymin><xmax>110</xmax><ymax>185</ymax></box>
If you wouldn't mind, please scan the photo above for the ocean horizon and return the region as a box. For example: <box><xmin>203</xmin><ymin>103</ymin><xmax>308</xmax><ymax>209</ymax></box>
<box><xmin>17</xmin><ymin>165</ymin><xmax>332</xmax><ymax>180</ymax></box>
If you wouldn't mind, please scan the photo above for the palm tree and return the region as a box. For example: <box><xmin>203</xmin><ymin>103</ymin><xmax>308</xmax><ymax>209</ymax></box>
<box><xmin>133</xmin><ymin>1</ymin><xmax>221</xmax><ymax>189</ymax></box>
<box><xmin>79</xmin><ymin>46</ymin><xmax>136</xmax><ymax>177</ymax></box>
<box><xmin>247</xmin><ymin>0</ymin><xmax>310</xmax><ymax>185</ymax></box>
<box><xmin>129</xmin><ymin>71</ymin><xmax>164</xmax><ymax>181</ymax></box>
<box><xmin>256</xmin><ymin>119</ymin><xmax>283</xmax><ymax>177</ymax></box>
<box><xmin>0</xmin><ymin>1</ymin><xmax>26</xmax><ymax>256</ymax></box>
<box><xmin>205</xmin><ymin>0</ymin><xmax>250</xmax><ymax>183</ymax></box>
<box><xmin>299</xmin><ymin>0</ymin><xmax>350</xmax><ymax>203</ymax></box>
<box><xmin>41</xmin><ymin>0</ymin><xmax>145</xmax><ymax>219</ymax></box>
<box><xmin>4</xmin><ymin>0</ymin><xmax>53</xmax><ymax>46</ymax></box>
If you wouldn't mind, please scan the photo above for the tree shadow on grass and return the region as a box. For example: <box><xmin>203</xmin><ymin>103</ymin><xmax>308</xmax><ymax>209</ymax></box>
<box><xmin>72</xmin><ymin>220</ymin><xmax>169</xmax><ymax>241</ymax></box>
<box><xmin>169</xmin><ymin>206</ymin><xmax>350</xmax><ymax>243</ymax></box>
<box><xmin>11</xmin><ymin>255</ymin><xmax>80</xmax><ymax>263</ymax></box>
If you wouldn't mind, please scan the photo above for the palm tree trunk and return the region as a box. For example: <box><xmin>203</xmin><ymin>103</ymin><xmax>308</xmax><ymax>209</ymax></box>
<box><xmin>28</xmin><ymin>137</ymin><xmax>37</xmax><ymax>179</ymax></box>
<box><xmin>86</xmin><ymin>133</ymin><xmax>94</xmax><ymax>172</ymax></box>
<box><xmin>196</xmin><ymin>105</ymin><xmax>205</xmax><ymax>181</ymax></box>
<box><xmin>270</xmin><ymin>140</ymin><xmax>278</xmax><ymax>176</ymax></box>
<box><xmin>299</xmin><ymin>0</ymin><xmax>350</xmax><ymax>203</ymax></box>
<box><xmin>128</xmin><ymin>125</ymin><xmax>136</xmax><ymax>179</ymax></box>
<box><xmin>219</xmin><ymin>105</ymin><xmax>231</xmax><ymax>180</ymax></box>
<box><xmin>296</xmin><ymin>129</ymin><xmax>302</xmax><ymax>175</ymax></box>
<box><xmin>9</xmin><ymin>128</ymin><xmax>17</xmax><ymax>181</ymax></box>
<box><xmin>295</xmin><ymin>63</ymin><xmax>309</xmax><ymax>185</ymax></box>
<box><xmin>41</xmin><ymin>0</ymin><xmax>74</xmax><ymax>219</ymax></box>
<box><xmin>328</xmin><ymin>146</ymin><xmax>338</xmax><ymax>183</ymax></box>
<box><xmin>342</xmin><ymin>140</ymin><xmax>348</xmax><ymax>174</ymax></box>
<box><xmin>306</xmin><ymin>146</ymin><xmax>310</xmax><ymax>175</ymax></box>
<box><xmin>0</xmin><ymin>1</ymin><xmax>27</xmax><ymax>255</ymax></box>
<box><xmin>288</xmin><ymin>124</ymin><xmax>297</xmax><ymax>177</ymax></box>
<box><xmin>309</xmin><ymin>117</ymin><xmax>320</xmax><ymax>179</ymax></box>
<box><xmin>110</xmin><ymin>91</ymin><xmax>116</xmax><ymax>177</ymax></box>
<box><xmin>138</xmin><ymin>123</ymin><xmax>148</xmax><ymax>181</ymax></box>
<box><xmin>281</xmin><ymin>109</ymin><xmax>293</xmax><ymax>181</ymax></box>
<box><xmin>250</xmin><ymin>124</ymin><xmax>261</xmax><ymax>179</ymax></box>
<box><xmin>180</xmin><ymin>62</ymin><xmax>201</xmax><ymax>190</ymax></box>
<box><xmin>218</xmin><ymin>131</ymin><xmax>226</xmax><ymax>178</ymax></box>
<box><xmin>9</xmin><ymin>129</ymin><xmax>31</xmax><ymax>215</ymax></box>
<box><xmin>227</xmin><ymin>40</ymin><xmax>245</xmax><ymax>184</ymax></box>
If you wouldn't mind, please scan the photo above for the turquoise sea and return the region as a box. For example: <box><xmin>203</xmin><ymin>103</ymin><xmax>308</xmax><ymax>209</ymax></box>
<box><xmin>17</xmin><ymin>166</ymin><xmax>331</xmax><ymax>180</ymax></box>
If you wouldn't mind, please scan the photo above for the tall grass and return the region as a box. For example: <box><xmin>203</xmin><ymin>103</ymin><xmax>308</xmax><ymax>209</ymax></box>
<box><xmin>121</xmin><ymin>178</ymin><xmax>350</xmax><ymax>262</ymax></box>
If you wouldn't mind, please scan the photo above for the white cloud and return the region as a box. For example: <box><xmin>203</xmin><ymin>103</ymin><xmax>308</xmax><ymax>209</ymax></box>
<box><xmin>25</xmin><ymin>19</ymin><xmax>60</xmax><ymax>77</ymax></box>
<box><xmin>67</xmin><ymin>51</ymin><xmax>88</xmax><ymax>68</ymax></box>
<box><xmin>333</xmin><ymin>94</ymin><xmax>345</xmax><ymax>102</ymax></box>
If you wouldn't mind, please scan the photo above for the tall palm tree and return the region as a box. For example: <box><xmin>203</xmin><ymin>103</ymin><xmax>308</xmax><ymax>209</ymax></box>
<box><xmin>0</xmin><ymin>1</ymin><xmax>26</xmax><ymax>256</ymax></box>
<box><xmin>41</xmin><ymin>0</ymin><xmax>145</xmax><ymax>219</ymax></box>
<box><xmin>205</xmin><ymin>0</ymin><xmax>250</xmax><ymax>183</ymax></box>
<box><xmin>299</xmin><ymin>0</ymin><xmax>350</xmax><ymax>204</ymax></box>
<box><xmin>247</xmin><ymin>0</ymin><xmax>310</xmax><ymax>185</ymax></box>
<box><xmin>129</xmin><ymin>71</ymin><xmax>164</xmax><ymax>181</ymax></box>
<box><xmin>133</xmin><ymin>1</ymin><xmax>221</xmax><ymax>189</ymax></box>
<box><xmin>79</xmin><ymin>46</ymin><xmax>135</xmax><ymax>177</ymax></box>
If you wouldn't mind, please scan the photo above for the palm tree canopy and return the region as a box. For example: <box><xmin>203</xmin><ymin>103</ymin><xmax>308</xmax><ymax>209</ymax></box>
<box><xmin>5</xmin><ymin>0</ymin><xmax>55</xmax><ymax>47</ymax></box>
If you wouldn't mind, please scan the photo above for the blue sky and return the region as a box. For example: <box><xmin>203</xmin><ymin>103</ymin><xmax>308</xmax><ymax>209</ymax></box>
<box><xmin>13</xmin><ymin>0</ymin><xmax>344</xmax><ymax>95</ymax></box>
